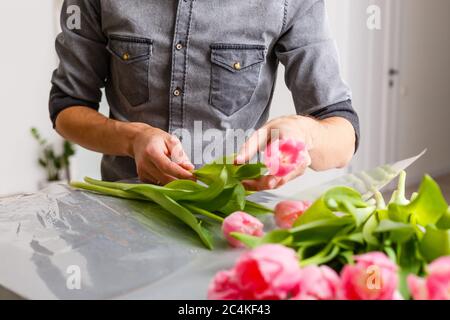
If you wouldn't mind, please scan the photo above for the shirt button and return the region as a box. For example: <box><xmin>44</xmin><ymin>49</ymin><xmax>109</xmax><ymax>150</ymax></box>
<box><xmin>175</xmin><ymin>43</ymin><xmax>184</xmax><ymax>50</ymax></box>
<box><xmin>173</xmin><ymin>88</ymin><xmax>182</xmax><ymax>97</ymax></box>
<box><xmin>233</xmin><ymin>62</ymin><xmax>241</xmax><ymax>70</ymax></box>
<box><xmin>122</xmin><ymin>53</ymin><xmax>130</xmax><ymax>61</ymax></box>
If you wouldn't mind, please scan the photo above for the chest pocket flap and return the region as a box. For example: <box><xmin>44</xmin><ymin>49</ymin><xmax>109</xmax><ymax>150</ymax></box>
<box><xmin>107</xmin><ymin>34</ymin><xmax>153</xmax><ymax>107</ymax></box>
<box><xmin>107</xmin><ymin>35</ymin><xmax>152</xmax><ymax>64</ymax></box>
<box><xmin>211</xmin><ymin>44</ymin><xmax>265</xmax><ymax>73</ymax></box>
<box><xmin>209</xmin><ymin>44</ymin><xmax>266</xmax><ymax>116</ymax></box>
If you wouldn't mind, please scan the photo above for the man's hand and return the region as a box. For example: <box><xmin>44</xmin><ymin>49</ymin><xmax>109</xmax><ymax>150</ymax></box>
<box><xmin>236</xmin><ymin>115</ymin><xmax>355</xmax><ymax>191</ymax></box>
<box><xmin>55</xmin><ymin>107</ymin><xmax>194</xmax><ymax>185</ymax></box>
<box><xmin>132</xmin><ymin>126</ymin><xmax>194</xmax><ymax>184</ymax></box>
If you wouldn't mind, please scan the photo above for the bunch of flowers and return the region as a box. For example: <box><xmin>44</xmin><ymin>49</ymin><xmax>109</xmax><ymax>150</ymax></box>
<box><xmin>212</xmin><ymin>139</ymin><xmax>450</xmax><ymax>300</ymax></box>
<box><xmin>208</xmin><ymin>246</ymin><xmax>410</xmax><ymax>300</ymax></box>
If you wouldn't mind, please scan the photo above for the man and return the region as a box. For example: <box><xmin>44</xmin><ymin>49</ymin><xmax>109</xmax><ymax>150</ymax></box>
<box><xmin>50</xmin><ymin>0</ymin><xmax>359</xmax><ymax>191</ymax></box>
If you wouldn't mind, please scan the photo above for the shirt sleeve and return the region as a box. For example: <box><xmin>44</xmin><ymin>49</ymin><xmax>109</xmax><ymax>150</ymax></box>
<box><xmin>275</xmin><ymin>0</ymin><xmax>360</xmax><ymax>151</ymax></box>
<box><xmin>49</xmin><ymin>0</ymin><xmax>109</xmax><ymax>128</ymax></box>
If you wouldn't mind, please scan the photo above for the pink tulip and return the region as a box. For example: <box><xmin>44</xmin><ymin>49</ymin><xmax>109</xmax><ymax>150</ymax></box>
<box><xmin>291</xmin><ymin>265</ymin><xmax>341</xmax><ymax>300</ymax></box>
<box><xmin>340</xmin><ymin>252</ymin><xmax>398</xmax><ymax>300</ymax></box>
<box><xmin>408</xmin><ymin>256</ymin><xmax>450</xmax><ymax>300</ymax></box>
<box><xmin>207</xmin><ymin>270</ymin><xmax>242</xmax><ymax>300</ymax></box>
<box><xmin>209</xmin><ymin>244</ymin><xmax>302</xmax><ymax>300</ymax></box>
<box><xmin>222</xmin><ymin>212</ymin><xmax>264</xmax><ymax>248</ymax></box>
<box><xmin>265</xmin><ymin>139</ymin><xmax>308</xmax><ymax>177</ymax></box>
<box><xmin>407</xmin><ymin>275</ymin><xmax>428</xmax><ymax>300</ymax></box>
<box><xmin>234</xmin><ymin>244</ymin><xmax>302</xmax><ymax>300</ymax></box>
<box><xmin>274</xmin><ymin>200</ymin><xmax>312</xmax><ymax>229</ymax></box>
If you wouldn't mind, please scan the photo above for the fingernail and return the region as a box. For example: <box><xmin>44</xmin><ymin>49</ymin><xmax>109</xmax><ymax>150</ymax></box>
<box><xmin>183</xmin><ymin>161</ymin><xmax>194</xmax><ymax>167</ymax></box>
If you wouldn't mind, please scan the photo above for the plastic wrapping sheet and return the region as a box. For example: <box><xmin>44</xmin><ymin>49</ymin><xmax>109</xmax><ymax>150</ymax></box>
<box><xmin>0</xmin><ymin>184</ymin><xmax>276</xmax><ymax>300</ymax></box>
<box><xmin>0</xmin><ymin>153</ymin><xmax>422</xmax><ymax>299</ymax></box>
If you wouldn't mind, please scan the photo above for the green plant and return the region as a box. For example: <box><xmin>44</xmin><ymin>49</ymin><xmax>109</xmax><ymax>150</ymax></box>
<box><xmin>233</xmin><ymin>171</ymin><xmax>450</xmax><ymax>299</ymax></box>
<box><xmin>70</xmin><ymin>157</ymin><xmax>272</xmax><ymax>250</ymax></box>
<box><xmin>31</xmin><ymin>127</ymin><xmax>75</xmax><ymax>182</ymax></box>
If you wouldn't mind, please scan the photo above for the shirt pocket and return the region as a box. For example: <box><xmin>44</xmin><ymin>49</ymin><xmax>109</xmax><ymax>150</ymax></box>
<box><xmin>209</xmin><ymin>44</ymin><xmax>266</xmax><ymax>116</ymax></box>
<box><xmin>107</xmin><ymin>34</ymin><xmax>153</xmax><ymax>107</ymax></box>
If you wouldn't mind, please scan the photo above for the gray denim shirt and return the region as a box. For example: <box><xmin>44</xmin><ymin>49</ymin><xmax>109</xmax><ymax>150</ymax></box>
<box><xmin>50</xmin><ymin>0</ymin><xmax>358</xmax><ymax>182</ymax></box>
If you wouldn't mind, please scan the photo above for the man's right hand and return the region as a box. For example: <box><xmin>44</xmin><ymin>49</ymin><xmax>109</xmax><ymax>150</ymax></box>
<box><xmin>55</xmin><ymin>107</ymin><xmax>194</xmax><ymax>186</ymax></box>
<box><xmin>132</xmin><ymin>126</ymin><xmax>195</xmax><ymax>185</ymax></box>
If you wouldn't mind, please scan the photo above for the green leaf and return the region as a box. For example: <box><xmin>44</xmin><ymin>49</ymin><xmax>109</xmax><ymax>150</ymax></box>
<box><xmin>178</xmin><ymin>166</ymin><xmax>229</xmax><ymax>202</ymax></box>
<box><xmin>260</xmin><ymin>230</ymin><xmax>293</xmax><ymax>246</ymax></box>
<box><xmin>243</xmin><ymin>200</ymin><xmax>273</xmax><ymax>216</ymax></box>
<box><xmin>294</xmin><ymin>198</ymin><xmax>336</xmax><ymax>226</ymax></box>
<box><xmin>324</xmin><ymin>187</ymin><xmax>368</xmax><ymax>211</ymax></box>
<box><xmin>397</xmin><ymin>239</ymin><xmax>423</xmax><ymax>275</ymax></box>
<box><xmin>350</xmin><ymin>205</ymin><xmax>377</xmax><ymax>228</ymax></box>
<box><xmin>194</xmin><ymin>164</ymin><xmax>224</xmax><ymax>184</ymax></box>
<box><xmin>387</xmin><ymin>203</ymin><xmax>410</xmax><ymax>223</ymax></box>
<box><xmin>38</xmin><ymin>158</ymin><xmax>47</xmax><ymax>168</ymax></box>
<box><xmin>233</xmin><ymin>163</ymin><xmax>267</xmax><ymax>180</ymax></box>
<box><xmin>132</xmin><ymin>188</ymin><xmax>214</xmax><ymax>250</ymax></box>
<box><xmin>83</xmin><ymin>177</ymin><xmax>199</xmax><ymax>200</ymax></box>
<box><xmin>436</xmin><ymin>207</ymin><xmax>450</xmax><ymax>229</ymax></box>
<box><xmin>165</xmin><ymin>180</ymin><xmax>207</xmax><ymax>192</ymax></box>
<box><xmin>291</xmin><ymin>217</ymin><xmax>355</xmax><ymax>244</ymax></box>
<box><xmin>333</xmin><ymin>232</ymin><xmax>364</xmax><ymax>250</ymax></box>
<box><xmin>190</xmin><ymin>186</ymin><xmax>234</xmax><ymax>212</ymax></box>
<box><xmin>398</xmin><ymin>269</ymin><xmax>411</xmax><ymax>300</ymax></box>
<box><xmin>220</xmin><ymin>184</ymin><xmax>246</xmax><ymax>215</ymax></box>
<box><xmin>295</xmin><ymin>186</ymin><xmax>367</xmax><ymax>227</ymax></box>
<box><xmin>70</xmin><ymin>182</ymin><xmax>148</xmax><ymax>201</ymax></box>
<box><xmin>362</xmin><ymin>212</ymin><xmax>380</xmax><ymax>245</ymax></box>
<box><xmin>419</xmin><ymin>225</ymin><xmax>450</xmax><ymax>262</ymax></box>
<box><xmin>229</xmin><ymin>232</ymin><xmax>261</xmax><ymax>248</ymax></box>
<box><xmin>183</xmin><ymin>203</ymin><xmax>224</xmax><ymax>223</ymax></box>
<box><xmin>406</xmin><ymin>175</ymin><xmax>448</xmax><ymax>226</ymax></box>
<box><xmin>299</xmin><ymin>243</ymin><xmax>340</xmax><ymax>267</ymax></box>
<box><xmin>397</xmin><ymin>240</ymin><xmax>424</xmax><ymax>300</ymax></box>
<box><xmin>339</xmin><ymin>251</ymin><xmax>355</xmax><ymax>265</ymax></box>
<box><xmin>374</xmin><ymin>220</ymin><xmax>416</xmax><ymax>243</ymax></box>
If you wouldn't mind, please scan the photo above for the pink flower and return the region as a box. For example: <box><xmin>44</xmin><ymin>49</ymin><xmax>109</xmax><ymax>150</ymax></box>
<box><xmin>234</xmin><ymin>244</ymin><xmax>302</xmax><ymax>300</ymax></box>
<box><xmin>407</xmin><ymin>275</ymin><xmax>428</xmax><ymax>300</ymax></box>
<box><xmin>208</xmin><ymin>244</ymin><xmax>302</xmax><ymax>300</ymax></box>
<box><xmin>274</xmin><ymin>200</ymin><xmax>312</xmax><ymax>229</ymax></box>
<box><xmin>265</xmin><ymin>139</ymin><xmax>308</xmax><ymax>177</ymax></box>
<box><xmin>222</xmin><ymin>212</ymin><xmax>264</xmax><ymax>248</ymax></box>
<box><xmin>207</xmin><ymin>270</ymin><xmax>242</xmax><ymax>300</ymax></box>
<box><xmin>291</xmin><ymin>265</ymin><xmax>341</xmax><ymax>300</ymax></box>
<box><xmin>408</xmin><ymin>256</ymin><xmax>450</xmax><ymax>300</ymax></box>
<box><xmin>340</xmin><ymin>252</ymin><xmax>398</xmax><ymax>300</ymax></box>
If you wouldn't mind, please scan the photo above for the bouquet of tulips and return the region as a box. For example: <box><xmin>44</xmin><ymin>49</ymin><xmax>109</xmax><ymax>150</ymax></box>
<box><xmin>213</xmin><ymin>140</ymin><xmax>450</xmax><ymax>300</ymax></box>
<box><xmin>71</xmin><ymin>139</ymin><xmax>450</xmax><ymax>300</ymax></box>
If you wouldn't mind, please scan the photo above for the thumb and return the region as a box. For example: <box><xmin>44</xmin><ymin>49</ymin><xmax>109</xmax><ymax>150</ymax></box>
<box><xmin>167</xmin><ymin>135</ymin><xmax>194</xmax><ymax>170</ymax></box>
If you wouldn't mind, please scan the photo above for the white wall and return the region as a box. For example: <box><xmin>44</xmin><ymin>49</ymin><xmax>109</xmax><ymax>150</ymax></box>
<box><xmin>0</xmin><ymin>0</ymin><xmax>104</xmax><ymax>196</ymax></box>
<box><xmin>0</xmin><ymin>1</ymin><xmax>60</xmax><ymax>195</ymax></box>
<box><xmin>393</xmin><ymin>0</ymin><xmax>450</xmax><ymax>184</ymax></box>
